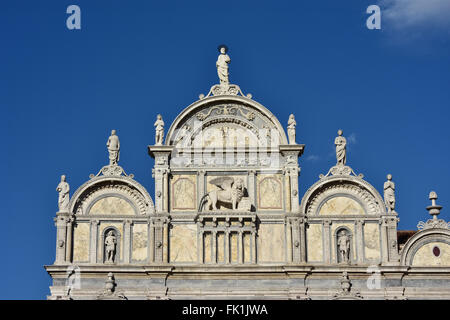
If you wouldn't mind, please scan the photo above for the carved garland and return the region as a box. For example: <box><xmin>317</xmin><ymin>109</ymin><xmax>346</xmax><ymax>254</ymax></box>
<box><xmin>74</xmin><ymin>182</ymin><xmax>149</xmax><ymax>215</ymax></box>
<box><xmin>305</xmin><ymin>183</ymin><xmax>381</xmax><ymax>215</ymax></box>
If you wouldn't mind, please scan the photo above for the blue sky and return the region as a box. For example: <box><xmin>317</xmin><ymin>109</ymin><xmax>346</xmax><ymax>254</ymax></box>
<box><xmin>1</xmin><ymin>0</ymin><xmax>449</xmax><ymax>299</ymax></box>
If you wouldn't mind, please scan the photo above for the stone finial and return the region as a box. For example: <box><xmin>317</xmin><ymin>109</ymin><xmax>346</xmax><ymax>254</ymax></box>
<box><xmin>427</xmin><ymin>191</ymin><xmax>442</xmax><ymax>220</ymax></box>
<box><xmin>106</xmin><ymin>129</ymin><xmax>120</xmax><ymax>165</ymax></box>
<box><xmin>417</xmin><ymin>190</ymin><xmax>448</xmax><ymax>230</ymax></box>
<box><xmin>154</xmin><ymin>114</ymin><xmax>165</xmax><ymax>145</ymax></box>
<box><xmin>216</xmin><ymin>44</ymin><xmax>230</xmax><ymax>85</ymax></box>
<box><xmin>56</xmin><ymin>174</ymin><xmax>70</xmax><ymax>212</ymax></box>
<box><xmin>104</xmin><ymin>272</ymin><xmax>116</xmax><ymax>294</ymax></box>
<box><xmin>287</xmin><ymin>114</ymin><xmax>296</xmax><ymax>145</ymax></box>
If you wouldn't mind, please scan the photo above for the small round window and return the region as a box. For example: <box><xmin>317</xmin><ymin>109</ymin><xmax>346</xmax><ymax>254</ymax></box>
<box><xmin>432</xmin><ymin>246</ymin><xmax>441</xmax><ymax>257</ymax></box>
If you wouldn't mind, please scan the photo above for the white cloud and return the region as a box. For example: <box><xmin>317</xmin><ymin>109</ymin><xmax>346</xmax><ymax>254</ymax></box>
<box><xmin>347</xmin><ymin>133</ymin><xmax>357</xmax><ymax>145</ymax></box>
<box><xmin>380</xmin><ymin>0</ymin><xmax>450</xmax><ymax>30</ymax></box>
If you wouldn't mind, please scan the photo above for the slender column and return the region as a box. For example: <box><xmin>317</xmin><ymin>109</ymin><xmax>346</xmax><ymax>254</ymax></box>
<box><xmin>213</xmin><ymin>231</ymin><xmax>217</xmax><ymax>263</ymax></box>
<box><xmin>299</xmin><ymin>218</ymin><xmax>307</xmax><ymax>262</ymax></box>
<box><xmin>248</xmin><ymin>170</ymin><xmax>256</xmax><ymax>208</ymax></box>
<box><xmin>355</xmin><ymin>219</ymin><xmax>365</xmax><ymax>263</ymax></box>
<box><xmin>197</xmin><ymin>219</ymin><xmax>203</xmax><ymax>264</ymax></box>
<box><xmin>387</xmin><ymin>216</ymin><xmax>400</xmax><ymax>262</ymax></box>
<box><xmin>323</xmin><ymin>220</ymin><xmax>332</xmax><ymax>264</ymax></box>
<box><xmin>65</xmin><ymin>216</ymin><xmax>73</xmax><ymax>263</ymax></box>
<box><xmin>197</xmin><ymin>170</ymin><xmax>206</xmax><ymax>209</ymax></box>
<box><xmin>286</xmin><ymin>219</ymin><xmax>293</xmax><ymax>263</ymax></box>
<box><xmin>289</xmin><ymin>167</ymin><xmax>300</xmax><ymax>212</ymax></box>
<box><xmin>239</xmin><ymin>231</ymin><xmax>244</xmax><ymax>264</ymax></box>
<box><xmin>148</xmin><ymin>220</ymin><xmax>154</xmax><ymax>263</ymax></box>
<box><xmin>225</xmin><ymin>231</ymin><xmax>230</xmax><ymax>264</ymax></box>
<box><xmin>163</xmin><ymin>220</ymin><xmax>169</xmax><ymax>263</ymax></box>
<box><xmin>153</xmin><ymin>168</ymin><xmax>164</xmax><ymax>213</ymax></box>
<box><xmin>380</xmin><ymin>218</ymin><xmax>389</xmax><ymax>263</ymax></box>
<box><xmin>251</xmin><ymin>231</ymin><xmax>257</xmax><ymax>263</ymax></box>
<box><xmin>123</xmin><ymin>219</ymin><xmax>133</xmax><ymax>264</ymax></box>
<box><xmin>89</xmin><ymin>219</ymin><xmax>99</xmax><ymax>263</ymax></box>
<box><xmin>163</xmin><ymin>169</ymin><xmax>169</xmax><ymax>212</ymax></box>
<box><xmin>54</xmin><ymin>213</ymin><xmax>69</xmax><ymax>264</ymax></box>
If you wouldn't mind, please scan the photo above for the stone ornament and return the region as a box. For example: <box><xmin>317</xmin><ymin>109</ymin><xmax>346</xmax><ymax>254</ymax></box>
<box><xmin>199</xmin><ymin>177</ymin><xmax>245</xmax><ymax>211</ymax></box>
<box><xmin>106</xmin><ymin>129</ymin><xmax>120</xmax><ymax>166</ymax></box>
<box><xmin>97</xmin><ymin>273</ymin><xmax>127</xmax><ymax>300</ymax></box>
<box><xmin>335</xmin><ymin>129</ymin><xmax>347</xmax><ymax>166</ymax></box>
<box><xmin>200</xmin><ymin>46</ymin><xmax>252</xmax><ymax>99</ymax></box>
<box><xmin>319</xmin><ymin>130</ymin><xmax>363</xmax><ymax>179</ymax></box>
<box><xmin>417</xmin><ymin>191</ymin><xmax>449</xmax><ymax>230</ymax></box>
<box><xmin>337</xmin><ymin>230</ymin><xmax>350</xmax><ymax>263</ymax></box>
<box><xmin>287</xmin><ymin>114</ymin><xmax>296</xmax><ymax>145</ymax></box>
<box><xmin>332</xmin><ymin>272</ymin><xmax>362</xmax><ymax>300</ymax></box>
<box><xmin>384</xmin><ymin>174</ymin><xmax>396</xmax><ymax>213</ymax></box>
<box><xmin>154</xmin><ymin>114</ymin><xmax>165</xmax><ymax>145</ymax></box>
<box><xmin>105</xmin><ymin>231</ymin><xmax>117</xmax><ymax>263</ymax></box>
<box><xmin>56</xmin><ymin>175</ymin><xmax>70</xmax><ymax>212</ymax></box>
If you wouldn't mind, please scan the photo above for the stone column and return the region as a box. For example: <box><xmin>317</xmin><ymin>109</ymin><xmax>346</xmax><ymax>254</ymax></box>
<box><xmin>163</xmin><ymin>219</ymin><xmax>169</xmax><ymax>263</ymax></box>
<box><xmin>251</xmin><ymin>231</ymin><xmax>257</xmax><ymax>264</ymax></box>
<box><xmin>225</xmin><ymin>231</ymin><xmax>230</xmax><ymax>264</ymax></box>
<box><xmin>286</xmin><ymin>219</ymin><xmax>293</xmax><ymax>263</ymax></box>
<box><xmin>197</xmin><ymin>170</ymin><xmax>206</xmax><ymax>209</ymax></box>
<box><xmin>239</xmin><ymin>231</ymin><xmax>244</xmax><ymax>264</ymax></box>
<box><xmin>289</xmin><ymin>167</ymin><xmax>300</xmax><ymax>213</ymax></box>
<box><xmin>89</xmin><ymin>219</ymin><xmax>99</xmax><ymax>263</ymax></box>
<box><xmin>322</xmin><ymin>220</ymin><xmax>332</xmax><ymax>264</ymax></box>
<box><xmin>387</xmin><ymin>216</ymin><xmax>400</xmax><ymax>262</ymax></box>
<box><xmin>197</xmin><ymin>219</ymin><xmax>203</xmax><ymax>264</ymax></box>
<box><xmin>248</xmin><ymin>170</ymin><xmax>256</xmax><ymax>208</ymax></box>
<box><xmin>123</xmin><ymin>219</ymin><xmax>133</xmax><ymax>264</ymax></box>
<box><xmin>153</xmin><ymin>168</ymin><xmax>164</xmax><ymax>213</ymax></box>
<box><xmin>355</xmin><ymin>219</ymin><xmax>365</xmax><ymax>263</ymax></box>
<box><xmin>54</xmin><ymin>212</ymin><xmax>69</xmax><ymax>264</ymax></box>
<box><xmin>65</xmin><ymin>216</ymin><xmax>74</xmax><ymax>263</ymax></box>
<box><xmin>298</xmin><ymin>218</ymin><xmax>307</xmax><ymax>263</ymax></box>
<box><xmin>162</xmin><ymin>169</ymin><xmax>170</xmax><ymax>212</ymax></box>
<box><xmin>380</xmin><ymin>218</ymin><xmax>389</xmax><ymax>264</ymax></box>
<box><xmin>149</xmin><ymin>220</ymin><xmax>155</xmax><ymax>263</ymax></box>
<box><xmin>213</xmin><ymin>230</ymin><xmax>218</xmax><ymax>263</ymax></box>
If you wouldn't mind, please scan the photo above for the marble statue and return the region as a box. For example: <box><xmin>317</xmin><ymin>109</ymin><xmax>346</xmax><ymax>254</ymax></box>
<box><xmin>287</xmin><ymin>114</ymin><xmax>296</xmax><ymax>145</ymax></box>
<box><xmin>216</xmin><ymin>45</ymin><xmax>230</xmax><ymax>85</ymax></box>
<box><xmin>200</xmin><ymin>177</ymin><xmax>244</xmax><ymax>211</ymax></box>
<box><xmin>337</xmin><ymin>230</ymin><xmax>350</xmax><ymax>263</ymax></box>
<box><xmin>335</xmin><ymin>129</ymin><xmax>347</xmax><ymax>166</ymax></box>
<box><xmin>106</xmin><ymin>130</ymin><xmax>120</xmax><ymax>165</ymax></box>
<box><xmin>384</xmin><ymin>174</ymin><xmax>396</xmax><ymax>213</ymax></box>
<box><xmin>154</xmin><ymin>114</ymin><xmax>165</xmax><ymax>145</ymax></box>
<box><xmin>56</xmin><ymin>175</ymin><xmax>70</xmax><ymax>212</ymax></box>
<box><xmin>105</xmin><ymin>231</ymin><xmax>117</xmax><ymax>263</ymax></box>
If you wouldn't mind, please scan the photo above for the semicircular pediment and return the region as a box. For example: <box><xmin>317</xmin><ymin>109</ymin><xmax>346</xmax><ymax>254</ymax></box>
<box><xmin>165</xmin><ymin>96</ymin><xmax>288</xmax><ymax>149</ymax></box>
<box><xmin>301</xmin><ymin>176</ymin><xmax>386</xmax><ymax>216</ymax></box>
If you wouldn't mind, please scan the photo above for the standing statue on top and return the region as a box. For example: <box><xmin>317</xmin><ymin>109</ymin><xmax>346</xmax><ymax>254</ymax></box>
<box><xmin>106</xmin><ymin>129</ymin><xmax>120</xmax><ymax>166</ymax></box>
<box><xmin>56</xmin><ymin>174</ymin><xmax>70</xmax><ymax>212</ymax></box>
<box><xmin>287</xmin><ymin>114</ymin><xmax>296</xmax><ymax>145</ymax></box>
<box><xmin>154</xmin><ymin>114</ymin><xmax>165</xmax><ymax>145</ymax></box>
<box><xmin>216</xmin><ymin>45</ymin><xmax>230</xmax><ymax>85</ymax></box>
<box><xmin>384</xmin><ymin>174</ymin><xmax>396</xmax><ymax>213</ymax></box>
<box><xmin>335</xmin><ymin>129</ymin><xmax>347</xmax><ymax>166</ymax></box>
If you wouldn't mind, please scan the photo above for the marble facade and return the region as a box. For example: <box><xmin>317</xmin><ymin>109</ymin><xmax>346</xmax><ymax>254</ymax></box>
<box><xmin>46</xmin><ymin>48</ymin><xmax>450</xmax><ymax>300</ymax></box>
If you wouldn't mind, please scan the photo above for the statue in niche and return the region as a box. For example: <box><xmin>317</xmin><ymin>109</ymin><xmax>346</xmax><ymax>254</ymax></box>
<box><xmin>337</xmin><ymin>230</ymin><xmax>350</xmax><ymax>263</ymax></box>
<box><xmin>216</xmin><ymin>45</ymin><xmax>230</xmax><ymax>85</ymax></box>
<box><xmin>56</xmin><ymin>175</ymin><xmax>70</xmax><ymax>212</ymax></box>
<box><xmin>106</xmin><ymin>129</ymin><xmax>120</xmax><ymax>165</ymax></box>
<box><xmin>335</xmin><ymin>129</ymin><xmax>347</xmax><ymax>166</ymax></box>
<box><xmin>105</xmin><ymin>230</ymin><xmax>117</xmax><ymax>263</ymax></box>
<box><xmin>199</xmin><ymin>177</ymin><xmax>245</xmax><ymax>211</ymax></box>
<box><xmin>384</xmin><ymin>174</ymin><xmax>396</xmax><ymax>213</ymax></box>
<box><xmin>287</xmin><ymin>114</ymin><xmax>296</xmax><ymax>145</ymax></box>
<box><xmin>154</xmin><ymin>114</ymin><xmax>165</xmax><ymax>145</ymax></box>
